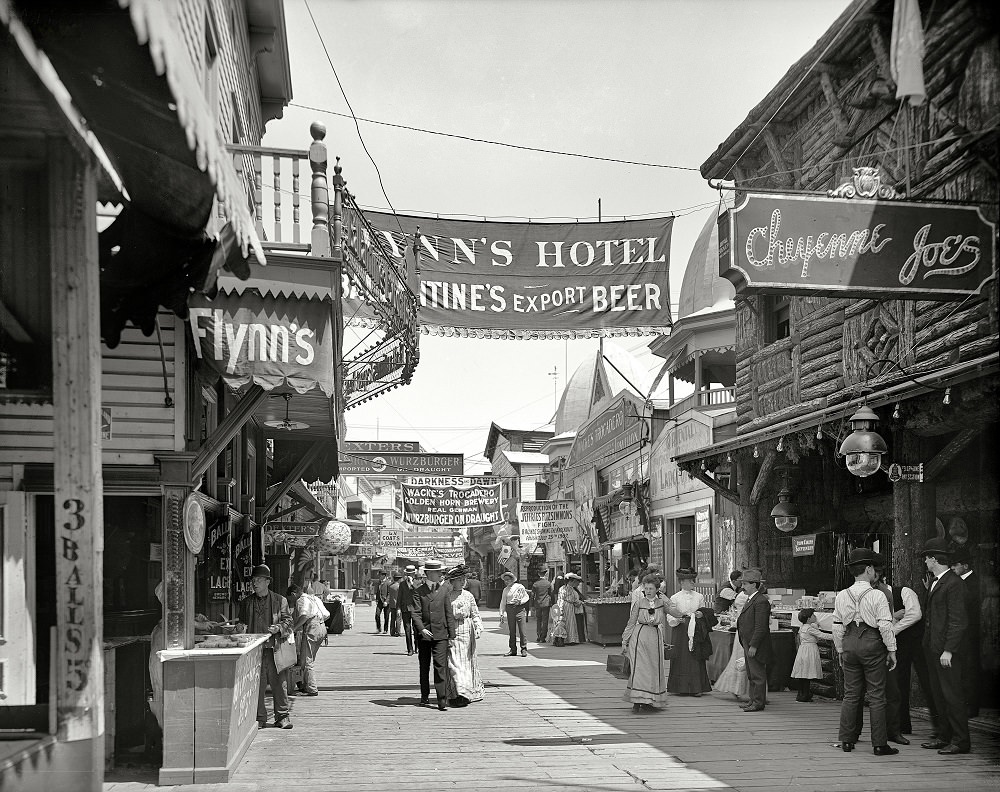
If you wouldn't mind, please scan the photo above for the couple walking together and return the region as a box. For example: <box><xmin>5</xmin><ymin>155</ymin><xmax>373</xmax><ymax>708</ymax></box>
<box><xmin>409</xmin><ymin>560</ymin><xmax>485</xmax><ymax>711</ymax></box>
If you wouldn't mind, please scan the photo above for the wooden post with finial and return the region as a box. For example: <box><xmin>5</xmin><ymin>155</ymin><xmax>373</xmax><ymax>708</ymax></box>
<box><xmin>309</xmin><ymin>122</ymin><xmax>330</xmax><ymax>257</ymax></box>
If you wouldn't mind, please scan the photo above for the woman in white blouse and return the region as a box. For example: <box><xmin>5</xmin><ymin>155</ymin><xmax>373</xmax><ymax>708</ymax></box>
<box><xmin>666</xmin><ymin>568</ymin><xmax>712</xmax><ymax>695</ymax></box>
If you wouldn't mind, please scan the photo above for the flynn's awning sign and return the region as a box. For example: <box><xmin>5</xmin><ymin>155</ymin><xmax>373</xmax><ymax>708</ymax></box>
<box><xmin>719</xmin><ymin>192</ymin><xmax>996</xmax><ymax>300</ymax></box>
<box><xmin>353</xmin><ymin>212</ymin><xmax>674</xmax><ymax>338</ymax></box>
<box><xmin>187</xmin><ymin>293</ymin><xmax>335</xmax><ymax>395</ymax></box>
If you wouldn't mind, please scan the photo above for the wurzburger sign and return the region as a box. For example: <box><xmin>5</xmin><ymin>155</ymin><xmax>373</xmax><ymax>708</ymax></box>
<box><xmin>719</xmin><ymin>176</ymin><xmax>996</xmax><ymax>300</ymax></box>
<box><xmin>349</xmin><ymin>212</ymin><xmax>674</xmax><ymax>338</ymax></box>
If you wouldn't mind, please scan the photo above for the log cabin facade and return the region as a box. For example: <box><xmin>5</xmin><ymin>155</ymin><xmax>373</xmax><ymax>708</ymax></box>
<box><xmin>674</xmin><ymin>0</ymin><xmax>998</xmax><ymax>702</ymax></box>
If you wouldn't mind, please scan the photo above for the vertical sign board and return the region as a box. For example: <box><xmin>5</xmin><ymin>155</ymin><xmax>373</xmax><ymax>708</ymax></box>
<box><xmin>231</xmin><ymin>516</ymin><xmax>255</xmax><ymax>602</ymax></box>
<box><xmin>208</xmin><ymin>513</ymin><xmax>232</xmax><ymax>601</ymax></box>
<box><xmin>694</xmin><ymin>507</ymin><xmax>712</xmax><ymax>583</ymax></box>
<box><xmin>792</xmin><ymin>534</ymin><xmax>817</xmax><ymax>557</ymax></box>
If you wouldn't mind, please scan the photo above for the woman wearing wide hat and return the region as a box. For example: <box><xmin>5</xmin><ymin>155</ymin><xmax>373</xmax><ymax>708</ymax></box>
<box><xmin>443</xmin><ymin>564</ymin><xmax>485</xmax><ymax>705</ymax></box>
<box><xmin>665</xmin><ymin>568</ymin><xmax>714</xmax><ymax>695</ymax></box>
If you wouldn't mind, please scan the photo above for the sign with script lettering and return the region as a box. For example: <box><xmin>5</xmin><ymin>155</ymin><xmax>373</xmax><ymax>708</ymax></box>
<box><xmin>718</xmin><ymin>191</ymin><xmax>996</xmax><ymax>300</ymax></box>
<box><xmin>187</xmin><ymin>293</ymin><xmax>336</xmax><ymax>395</ymax></box>
<box><xmin>402</xmin><ymin>476</ymin><xmax>503</xmax><ymax>528</ymax></box>
<box><xmin>348</xmin><ymin>212</ymin><xmax>673</xmax><ymax>338</ymax></box>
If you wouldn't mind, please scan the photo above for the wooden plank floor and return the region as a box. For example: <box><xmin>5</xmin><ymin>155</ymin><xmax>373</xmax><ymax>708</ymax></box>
<box><xmin>106</xmin><ymin>606</ymin><xmax>999</xmax><ymax>791</ymax></box>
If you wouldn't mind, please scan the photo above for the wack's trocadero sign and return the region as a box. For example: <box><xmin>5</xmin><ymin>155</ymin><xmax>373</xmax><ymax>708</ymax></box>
<box><xmin>348</xmin><ymin>212</ymin><xmax>674</xmax><ymax>338</ymax></box>
<box><xmin>718</xmin><ymin>186</ymin><xmax>997</xmax><ymax>300</ymax></box>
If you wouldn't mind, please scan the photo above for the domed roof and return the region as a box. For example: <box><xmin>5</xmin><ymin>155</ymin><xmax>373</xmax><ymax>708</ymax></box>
<box><xmin>676</xmin><ymin>205</ymin><xmax>735</xmax><ymax>320</ymax></box>
<box><xmin>553</xmin><ymin>340</ymin><xmax>651</xmax><ymax>435</ymax></box>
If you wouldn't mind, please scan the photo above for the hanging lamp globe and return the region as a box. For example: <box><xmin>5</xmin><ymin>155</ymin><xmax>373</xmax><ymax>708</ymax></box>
<box><xmin>770</xmin><ymin>488</ymin><xmax>800</xmax><ymax>532</ymax></box>
<box><xmin>838</xmin><ymin>405</ymin><xmax>888</xmax><ymax>477</ymax></box>
<box><xmin>317</xmin><ymin>520</ymin><xmax>352</xmax><ymax>554</ymax></box>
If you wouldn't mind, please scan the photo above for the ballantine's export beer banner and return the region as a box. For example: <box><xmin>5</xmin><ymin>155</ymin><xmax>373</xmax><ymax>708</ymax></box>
<box><xmin>348</xmin><ymin>212</ymin><xmax>674</xmax><ymax>338</ymax></box>
<box><xmin>402</xmin><ymin>476</ymin><xmax>502</xmax><ymax>527</ymax></box>
<box><xmin>187</xmin><ymin>293</ymin><xmax>336</xmax><ymax>395</ymax></box>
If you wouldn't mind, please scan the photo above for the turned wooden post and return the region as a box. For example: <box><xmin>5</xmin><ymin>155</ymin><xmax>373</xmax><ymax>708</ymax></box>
<box><xmin>50</xmin><ymin>138</ymin><xmax>104</xmax><ymax>785</ymax></box>
<box><xmin>309</xmin><ymin>121</ymin><xmax>331</xmax><ymax>256</ymax></box>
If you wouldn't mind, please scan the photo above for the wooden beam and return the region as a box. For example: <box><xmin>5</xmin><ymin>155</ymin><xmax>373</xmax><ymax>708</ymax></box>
<box><xmin>749</xmin><ymin>449</ymin><xmax>778</xmax><ymax>505</ymax></box>
<box><xmin>261</xmin><ymin>441</ymin><xmax>324</xmax><ymax>517</ymax></box>
<box><xmin>190</xmin><ymin>384</ymin><xmax>266</xmax><ymax>482</ymax></box>
<box><xmin>923</xmin><ymin>427</ymin><xmax>980</xmax><ymax>482</ymax></box>
<box><xmin>686</xmin><ymin>467</ymin><xmax>740</xmax><ymax>506</ymax></box>
<box><xmin>50</xmin><ymin>138</ymin><xmax>104</xmax><ymax>769</ymax></box>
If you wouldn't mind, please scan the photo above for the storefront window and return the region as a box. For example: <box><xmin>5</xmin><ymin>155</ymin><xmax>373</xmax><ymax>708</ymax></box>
<box><xmin>103</xmin><ymin>497</ymin><xmax>161</xmax><ymax>637</ymax></box>
<box><xmin>677</xmin><ymin>516</ymin><xmax>694</xmax><ymax>570</ymax></box>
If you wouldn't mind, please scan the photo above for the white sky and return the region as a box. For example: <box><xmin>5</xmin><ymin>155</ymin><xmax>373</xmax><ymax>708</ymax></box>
<box><xmin>262</xmin><ymin>0</ymin><xmax>852</xmax><ymax>473</ymax></box>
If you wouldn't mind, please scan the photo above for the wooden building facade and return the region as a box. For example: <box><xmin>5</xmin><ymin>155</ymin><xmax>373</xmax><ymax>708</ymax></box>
<box><xmin>675</xmin><ymin>0</ymin><xmax>998</xmax><ymax>704</ymax></box>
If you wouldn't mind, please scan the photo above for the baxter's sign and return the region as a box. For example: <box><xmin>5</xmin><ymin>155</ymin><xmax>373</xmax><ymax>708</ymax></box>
<box><xmin>719</xmin><ymin>191</ymin><xmax>996</xmax><ymax>300</ymax></box>
<box><xmin>338</xmin><ymin>452</ymin><xmax>464</xmax><ymax>476</ymax></box>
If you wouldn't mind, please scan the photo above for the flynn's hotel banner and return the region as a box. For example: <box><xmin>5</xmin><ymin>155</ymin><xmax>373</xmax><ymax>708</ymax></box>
<box><xmin>346</xmin><ymin>212</ymin><xmax>674</xmax><ymax>339</ymax></box>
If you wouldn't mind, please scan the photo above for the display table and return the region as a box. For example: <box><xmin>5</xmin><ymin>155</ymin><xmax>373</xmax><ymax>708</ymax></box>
<box><xmin>583</xmin><ymin>601</ymin><xmax>631</xmax><ymax>646</ymax></box>
<box><xmin>705</xmin><ymin>629</ymin><xmax>796</xmax><ymax>691</ymax></box>
<box><xmin>158</xmin><ymin>635</ymin><xmax>267</xmax><ymax>785</ymax></box>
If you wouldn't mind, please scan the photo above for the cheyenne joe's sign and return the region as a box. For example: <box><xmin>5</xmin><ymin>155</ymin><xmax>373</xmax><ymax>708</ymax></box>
<box><xmin>719</xmin><ymin>192</ymin><xmax>996</xmax><ymax>299</ymax></box>
<box><xmin>350</xmin><ymin>212</ymin><xmax>674</xmax><ymax>338</ymax></box>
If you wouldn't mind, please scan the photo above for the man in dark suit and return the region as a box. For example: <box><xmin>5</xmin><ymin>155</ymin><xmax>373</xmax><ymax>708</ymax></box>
<box><xmin>409</xmin><ymin>559</ymin><xmax>456</xmax><ymax>710</ymax></box>
<box><xmin>397</xmin><ymin>564</ymin><xmax>418</xmax><ymax>656</ymax></box>
<box><xmin>464</xmin><ymin>573</ymin><xmax>483</xmax><ymax>606</ymax></box>
<box><xmin>950</xmin><ymin>548</ymin><xmax>981</xmax><ymax>718</ymax></box>
<box><xmin>736</xmin><ymin>567</ymin><xmax>772</xmax><ymax>712</ymax></box>
<box><xmin>918</xmin><ymin>539</ymin><xmax>970</xmax><ymax>755</ymax></box>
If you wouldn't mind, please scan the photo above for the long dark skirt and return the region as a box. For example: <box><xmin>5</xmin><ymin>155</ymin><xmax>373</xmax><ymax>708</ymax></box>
<box><xmin>667</xmin><ymin>623</ymin><xmax>711</xmax><ymax>694</ymax></box>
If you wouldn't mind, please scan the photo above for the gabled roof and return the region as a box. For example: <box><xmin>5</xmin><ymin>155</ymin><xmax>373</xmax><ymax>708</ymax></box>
<box><xmin>483</xmin><ymin>421</ymin><xmax>556</xmax><ymax>462</ymax></box>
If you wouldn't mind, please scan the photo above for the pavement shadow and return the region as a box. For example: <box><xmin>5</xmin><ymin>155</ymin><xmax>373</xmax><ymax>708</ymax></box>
<box><xmin>369</xmin><ymin>696</ymin><xmax>427</xmax><ymax>708</ymax></box>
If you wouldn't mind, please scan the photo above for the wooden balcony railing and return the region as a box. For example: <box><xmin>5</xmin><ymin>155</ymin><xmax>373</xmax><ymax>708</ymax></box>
<box><xmin>668</xmin><ymin>386</ymin><xmax>736</xmax><ymax>417</ymax></box>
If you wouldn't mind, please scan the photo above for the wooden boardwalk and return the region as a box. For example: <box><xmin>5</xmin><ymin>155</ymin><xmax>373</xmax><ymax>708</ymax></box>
<box><xmin>106</xmin><ymin>606</ymin><xmax>999</xmax><ymax>792</ymax></box>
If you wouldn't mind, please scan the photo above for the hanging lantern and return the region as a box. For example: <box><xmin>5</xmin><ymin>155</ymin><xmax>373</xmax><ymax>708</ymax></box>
<box><xmin>317</xmin><ymin>520</ymin><xmax>352</xmax><ymax>554</ymax></box>
<box><xmin>838</xmin><ymin>405</ymin><xmax>887</xmax><ymax>477</ymax></box>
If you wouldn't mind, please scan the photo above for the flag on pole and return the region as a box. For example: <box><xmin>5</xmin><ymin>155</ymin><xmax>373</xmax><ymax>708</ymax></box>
<box><xmin>580</xmin><ymin>535</ymin><xmax>594</xmax><ymax>555</ymax></box>
<box><xmin>891</xmin><ymin>0</ymin><xmax>926</xmax><ymax>106</ymax></box>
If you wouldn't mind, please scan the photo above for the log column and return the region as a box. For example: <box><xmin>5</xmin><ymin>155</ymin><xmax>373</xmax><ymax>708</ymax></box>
<box><xmin>892</xmin><ymin>429</ymin><xmax>935</xmax><ymax>588</ymax></box>
<box><xmin>50</xmin><ymin>139</ymin><xmax>104</xmax><ymax>789</ymax></box>
<box><xmin>736</xmin><ymin>455</ymin><xmax>761</xmax><ymax>569</ymax></box>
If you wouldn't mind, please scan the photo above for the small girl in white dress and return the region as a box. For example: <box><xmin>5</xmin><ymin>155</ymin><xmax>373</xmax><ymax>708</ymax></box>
<box><xmin>790</xmin><ymin>609</ymin><xmax>823</xmax><ymax>702</ymax></box>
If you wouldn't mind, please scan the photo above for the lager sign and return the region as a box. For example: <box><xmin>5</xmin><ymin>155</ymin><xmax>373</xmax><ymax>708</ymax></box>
<box><xmin>719</xmin><ymin>178</ymin><xmax>996</xmax><ymax>300</ymax></box>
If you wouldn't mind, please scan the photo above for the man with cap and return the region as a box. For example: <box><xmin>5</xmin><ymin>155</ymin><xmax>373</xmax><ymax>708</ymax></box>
<box><xmin>831</xmin><ymin>548</ymin><xmax>898</xmax><ymax>755</ymax></box>
<box><xmin>950</xmin><ymin>548</ymin><xmax>981</xmax><ymax>718</ymax></box>
<box><xmin>236</xmin><ymin>564</ymin><xmax>294</xmax><ymax>729</ymax></box>
<box><xmin>397</xmin><ymin>564</ymin><xmax>419</xmax><ymax>656</ymax></box>
<box><xmin>409</xmin><ymin>560</ymin><xmax>456</xmax><ymax>710</ymax></box>
<box><xmin>736</xmin><ymin>568</ymin><xmax>772</xmax><ymax>712</ymax></box>
<box><xmin>918</xmin><ymin>538</ymin><xmax>971</xmax><ymax>754</ymax></box>
<box><xmin>499</xmin><ymin>571</ymin><xmax>530</xmax><ymax>657</ymax></box>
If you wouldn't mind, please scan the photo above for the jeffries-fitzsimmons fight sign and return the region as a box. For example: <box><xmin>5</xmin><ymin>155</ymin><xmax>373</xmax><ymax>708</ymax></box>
<box><xmin>402</xmin><ymin>476</ymin><xmax>502</xmax><ymax>527</ymax></box>
<box><xmin>348</xmin><ymin>213</ymin><xmax>674</xmax><ymax>338</ymax></box>
<box><xmin>718</xmin><ymin>187</ymin><xmax>996</xmax><ymax>300</ymax></box>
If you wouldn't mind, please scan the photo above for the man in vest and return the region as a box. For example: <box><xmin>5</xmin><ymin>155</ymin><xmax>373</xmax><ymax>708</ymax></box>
<box><xmin>832</xmin><ymin>548</ymin><xmax>898</xmax><ymax>756</ymax></box>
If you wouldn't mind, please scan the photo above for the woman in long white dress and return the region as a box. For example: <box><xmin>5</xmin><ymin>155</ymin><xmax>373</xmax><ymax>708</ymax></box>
<box><xmin>713</xmin><ymin>590</ymin><xmax>750</xmax><ymax>700</ymax></box>
<box><xmin>665</xmin><ymin>568</ymin><xmax>712</xmax><ymax>695</ymax></box>
<box><xmin>444</xmin><ymin>565</ymin><xmax>484</xmax><ymax>706</ymax></box>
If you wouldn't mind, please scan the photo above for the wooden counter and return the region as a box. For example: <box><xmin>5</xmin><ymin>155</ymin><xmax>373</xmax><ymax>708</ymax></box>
<box><xmin>157</xmin><ymin>635</ymin><xmax>267</xmax><ymax>785</ymax></box>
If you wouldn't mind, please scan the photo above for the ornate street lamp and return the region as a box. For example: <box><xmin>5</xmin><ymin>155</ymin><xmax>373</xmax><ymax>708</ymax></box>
<box><xmin>838</xmin><ymin>405</ymin><xmax>888</xmax><ymax>477</ymax></box>
<box><xmin>770</xmin><ymin>466</ymin><xmax>800</xmax><ymax>532</ymax></box>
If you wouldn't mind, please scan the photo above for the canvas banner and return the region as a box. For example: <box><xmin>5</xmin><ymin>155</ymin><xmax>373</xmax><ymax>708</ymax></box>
<box><xmin>516</xmin><ymin>500</ymin><xmax>577</xmax><ymax>553</ymax></box>
<box><xmin>347</xmin><ymin>212</ymin><xmax>674</xmax><ymax>338</ymax></box>
<box><xmin>402</xmin><ymin>476</ymin><xmax>503</xmax><ymax>528</ymax></box>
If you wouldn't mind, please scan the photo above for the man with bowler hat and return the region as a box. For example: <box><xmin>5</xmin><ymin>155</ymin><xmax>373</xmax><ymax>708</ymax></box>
<box><xmin>832</xmin><ymin>548</ymin><xmax>898</xmax><ymax>756</ymax></box>
<box><xmin>236</xmin><ymin>564</ymin><xmax>294</xmax><ymax>729</ymax></box>
<box><xmin>736</xmin><ymin>568</ymin><xmax>771</xmax><ymax>712</ymax></box>
<box><xmin>397</xmin><ymin>564</ymin><xmax>419</xmax><ymax>656</ymax></box>
<box><xmin>409</xmin><ymin>560</ymin><xmax>456</xmax><ymax>710</ymax></box>
<box><xmin>918</xmin><ymin>538</ymin><xmax>971</xmax><ymax>754</ymax></box>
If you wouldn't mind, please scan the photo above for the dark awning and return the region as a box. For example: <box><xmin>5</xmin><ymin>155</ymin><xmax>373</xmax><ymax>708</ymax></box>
<box><xmin>18</xmin><ymin>0</ymin><xmax>265</xmax><ymax>345</ymax></box>
<box><xmin>271</xmin><ymin>437</ymin><xmax>339</xmax><ymax>484</ymax></box>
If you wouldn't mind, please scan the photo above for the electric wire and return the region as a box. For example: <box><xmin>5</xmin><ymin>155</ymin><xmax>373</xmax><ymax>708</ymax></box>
<box><xmin>288</xmin><ymin>101</ymin><xmax>701</xmax><ymax>173</ymax></box>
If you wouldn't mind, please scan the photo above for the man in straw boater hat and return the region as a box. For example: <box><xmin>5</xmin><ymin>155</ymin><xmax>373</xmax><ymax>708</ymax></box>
<box><xmin>408</xmin><ymin>559</ymin><xmax>456</xmax><ymax>710</ymax></box>
<box><xmin>831</xmin><ymin>548</ymin><xmax>899</xmax><ymax>756</ymax></box>
<box><xmin>736</xmin><ymin>568</ymin><xmax>771</xmax><ymax>712</ymax></box>
<box><xmin>917</xmin><ymin>538</ymin><xmax>971</xmax><ymax>755</ymax></box>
